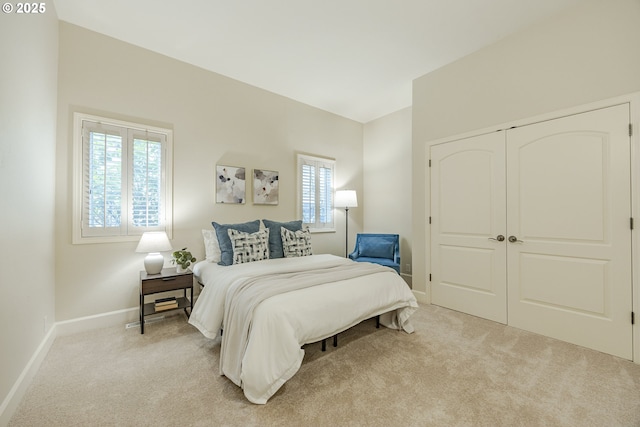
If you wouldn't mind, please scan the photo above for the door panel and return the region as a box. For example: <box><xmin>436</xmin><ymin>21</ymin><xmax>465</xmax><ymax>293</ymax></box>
<box><xmin>519</xmin><ymin>253</ymin><xmax>607</xmax><ymax>315</ymax></box>
<box><xmin>516</xmin><ymin>132</ymin><xmax>607</xmax><ymax>242</ymax></box>
<box><xmin>431</xmin><ymin>132</ymin><xmax>507</xmax><ymax>323</ymax></box>
<box><xmin>506</xmin><ymin>104</ymin><xmax>632</xmax><ymax>360</ymax></box>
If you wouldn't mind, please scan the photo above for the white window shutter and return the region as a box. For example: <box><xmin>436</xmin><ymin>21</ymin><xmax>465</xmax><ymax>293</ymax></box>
<box><xmin>297</xmin><ymin>154</ymin><xmax>335</xmax><ymax>231</ymax></box>
<box><xmin>129</xmin><ymin>129</ymin><xmax>166</xmax><ymax>233</ymax></box>
<box><xmin>301</xmin><ymin>163</ymin><xmax>315</xmax><ymax>224</ymax></box>
<box><xmin>73</xmin><ymin>112</ymin><xmax>173</xmax><ymax>243</ymax></box>
<box><xmin>81</xmin><ymin>121</ymin><xmax>127</xmax><ymax>237</ymax></box>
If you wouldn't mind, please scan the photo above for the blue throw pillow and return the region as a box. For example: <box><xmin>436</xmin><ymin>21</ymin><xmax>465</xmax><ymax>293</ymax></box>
<box><xmin>213</xmin><ymin>220</ymin><xmax>261</xmax><ymax>265</ymax></box>
<box><xmin>262</xmin><ymin>219</ymin><xmax>303</xmax><ymax>258</ymax></box>
<box><xmin>359</xmin><ymin>236</ymin><xmax>395</xmax><ymax>259</ymax></box>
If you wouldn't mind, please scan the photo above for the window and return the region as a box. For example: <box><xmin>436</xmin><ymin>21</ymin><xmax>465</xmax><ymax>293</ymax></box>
<box><xmin>297</xmin><ymin>154</ymin><xmax>335</xmax><ymax>231</ymax></box>
<box><xmin>73</xmin><ymin>113</ymin><xmax>173</xmax><ymax>243</ymax></box>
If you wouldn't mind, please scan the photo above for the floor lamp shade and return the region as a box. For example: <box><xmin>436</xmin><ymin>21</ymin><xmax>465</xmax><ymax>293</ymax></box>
<box><xmin>135</xmin><ymin>231</ymin><xmax>173</xmax><ymax>274</ymax></box>
<box><xmin>335</xmin><ymin>190</ymin><xmax>358</xmax><ymax>257</ymax></box>
<box><xmin>334</xmin><ymin>190</ymin><xmax>358</xmax><ymax>209</ymax></box>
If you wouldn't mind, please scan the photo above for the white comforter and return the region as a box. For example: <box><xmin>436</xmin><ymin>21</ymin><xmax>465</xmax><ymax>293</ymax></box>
<box><xmin>189</xmin><ymin>254</ymin><xmax>418</xmax><ymax>404</ymax></box>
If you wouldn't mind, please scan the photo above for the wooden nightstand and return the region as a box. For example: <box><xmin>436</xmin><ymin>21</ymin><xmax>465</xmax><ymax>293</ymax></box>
<box><xmin>139</xmin><ymin>268</ymin><xmax>193</xmax><ymax>334</ymax></box>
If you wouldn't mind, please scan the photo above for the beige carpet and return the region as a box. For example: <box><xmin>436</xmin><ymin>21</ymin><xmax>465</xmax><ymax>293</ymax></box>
<box><xmin>9</xmin><ymin>304</ymin><xmax>640</xmax><ymax>426</ymax></box>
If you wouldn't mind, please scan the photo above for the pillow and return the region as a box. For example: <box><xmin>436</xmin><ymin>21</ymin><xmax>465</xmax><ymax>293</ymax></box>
<box><xmin>262</xmin><ymin>219</ymin><xmax>303</xmax><ymax>259</ymax></box>
<box><xmin>227</xmin><ymin>228</ymin><xmax>269</xmax><ymax>265</ymax></box>
<box><xmin>202</xmin><ymin>229</ymin><xmax>221</xmax><ymax>263</ymax></box>
<box><xmin>358</xmin><ymin>236</ymin><xmax>395</xmax><ymax>259</ymax></box>
<box><xmin>213</xmin><ymin>220</ymin><xmax>261</xmax><ymax>266</ymax></box>
<box><xmin>281</xmin><ymin>227</ymin><xmax>312</xmax><ymax>258</ymax></box>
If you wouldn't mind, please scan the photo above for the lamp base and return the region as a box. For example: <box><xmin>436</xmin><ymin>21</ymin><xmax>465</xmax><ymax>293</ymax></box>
<box><xmin>144</xmin><ymin>252</ymin><xmax>164</xmax><ymax>274</ymax></box>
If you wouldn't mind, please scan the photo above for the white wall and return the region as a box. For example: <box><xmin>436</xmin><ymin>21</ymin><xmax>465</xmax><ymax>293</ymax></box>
<box><xmin>55</xmin><ymin>23</ymin><xmax>364</xmax><ymax>321</ymax></box>
<box><xmin>412</xmin><ymin>0</ymin><xmax>640</xmax><ymax>299</ymax></box>
<box><xmin>363</xmin><ymin>107</ymin><xmax>412</xmax><ymax>279</ymax></box>
<box><xmin>0</xmin><ymin>0</ymin><xmax>58</xmax><ymax>420</ymax></box>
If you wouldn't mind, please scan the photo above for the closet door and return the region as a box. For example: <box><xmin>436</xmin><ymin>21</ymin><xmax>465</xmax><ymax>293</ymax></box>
<box><xmin>430</xmin><ymin>132</ymin><xmax>507</xmax><ymax>323</ymax></box>
<box><xmin>506</xmin><ymin>104</ymin><xmax>632</xmax><ymax>359</ymax></box>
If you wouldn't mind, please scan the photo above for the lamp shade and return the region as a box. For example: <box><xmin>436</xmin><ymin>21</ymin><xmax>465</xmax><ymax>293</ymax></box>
<box><xmin>136</xmin><ymin>232</ymin><xmax>173</xmax><ymax>274</ymax></box>
<box><xmin>335</xmin><ymin>190</ymin><xmax>358</xmax><ymax>208</ymax></box>
<box><xmin>135</xmin><ymin>231</ymin><xmax>173</xmax><ymax>253</ymax></box>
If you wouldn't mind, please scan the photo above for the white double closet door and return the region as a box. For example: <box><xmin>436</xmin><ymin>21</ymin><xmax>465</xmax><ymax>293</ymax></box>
<box><xmin>430</xmin><ymin>104</ymin><xmax>633</xmax><ymax>360</ymax></box>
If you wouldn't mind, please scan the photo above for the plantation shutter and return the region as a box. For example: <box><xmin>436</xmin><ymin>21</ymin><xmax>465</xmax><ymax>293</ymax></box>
<box><xmin>301</xmin><ymin>163</ymin><xmax>316</xmax><ymax>224</ymax></box>
<box><xmin>298</xmin><ymin>154</ymin><xmax>335</xmax><ymax>230</ymax></box>
<box><xmin>81</xmin><ymin>121</ymin><xmax>127</xmax><ymax>237</ymax></box>
<box><xmin>79</xmin><ymin>117</ymin><xmax>169</xmax><ymax>240</ymax></box>
<box><xmin>318</xmin><ymin>163</ymin><xmax>333</xmax><ymax>226</ymax></box>
<box><xmin>129</xmin><ymin>129</ymin><xmax>166</xmax><ymax>233</ymax></box>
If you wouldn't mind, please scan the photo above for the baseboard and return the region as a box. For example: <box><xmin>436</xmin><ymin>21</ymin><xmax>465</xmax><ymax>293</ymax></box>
<box><xmin>55</xmin><ymin>307</ymin><xmax>140</xmax><ymax>336</ymax></box>
<box><xmin>0</xmin><ymin>325</ymin><xmax>57</xmax><ymax>427</ymax></box>
<box><xmin>412</xmin><ymin>289</ymin><xmax>429</xmax><ymax>304</ymax></box>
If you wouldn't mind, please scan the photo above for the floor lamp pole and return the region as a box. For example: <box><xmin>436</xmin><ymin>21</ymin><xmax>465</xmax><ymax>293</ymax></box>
<box><xmin>344</xmin><ymin>207</ymin><xmax>349</xmax><ymax>258</ymax></box>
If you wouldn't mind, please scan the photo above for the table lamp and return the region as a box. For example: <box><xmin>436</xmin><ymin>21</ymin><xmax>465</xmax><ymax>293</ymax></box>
<box><xmin>135</xmin><ymin>231</ymin><xmax>173</xmax><ymax>274</ymax></box>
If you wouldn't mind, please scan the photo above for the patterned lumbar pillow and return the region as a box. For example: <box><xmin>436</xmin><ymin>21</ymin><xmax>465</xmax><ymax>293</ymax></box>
<box><xmin>281</xmin><ymin>227</ymin><xmax>312</xmax><ymax>258</ymax></box>
<box><xmin>227</xmin><ymin>228</ymin><xmax>269</xmax><ymax>264</ymax></box>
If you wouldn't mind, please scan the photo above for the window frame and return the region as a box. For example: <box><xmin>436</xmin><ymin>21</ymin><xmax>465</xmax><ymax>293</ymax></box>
<box><xmin>297</xmin><ymin>153</ymin><xmax>336</xmax><ymax>233</ymax></box>
<box><xmin>72</xmin><ymin>112</ymin><xmax>173</xmax><ymax>244</ymax></box>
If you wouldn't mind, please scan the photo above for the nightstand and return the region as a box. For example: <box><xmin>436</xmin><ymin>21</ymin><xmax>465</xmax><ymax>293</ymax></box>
<box><xmin>139</xmin><ymin>268</ymin><xmax>193</xmax><ymax>334</ymax></box>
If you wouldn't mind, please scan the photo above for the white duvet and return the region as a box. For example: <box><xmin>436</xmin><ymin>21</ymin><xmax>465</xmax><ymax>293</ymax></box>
<box><xmin>189</xmin><ymin>254</ymin><xmax>418</xmax><ymax>404</ymax></box>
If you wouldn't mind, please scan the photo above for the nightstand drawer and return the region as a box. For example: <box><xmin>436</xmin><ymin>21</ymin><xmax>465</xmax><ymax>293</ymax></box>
<box><xmin>141</xmin><ymin>273</ymin><xmax>192</xmax><ymax>294</ymax></box>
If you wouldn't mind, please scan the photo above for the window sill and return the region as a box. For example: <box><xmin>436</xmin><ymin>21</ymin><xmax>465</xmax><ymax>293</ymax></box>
<box><xmin>308</xmin><ymin>228</ymin><xmax>336</xmax><ymax>234</ymax></box>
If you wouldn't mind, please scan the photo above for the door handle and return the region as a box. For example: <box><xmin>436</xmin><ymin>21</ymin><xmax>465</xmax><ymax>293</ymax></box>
<box><xmin>508</xmin><ymin>235</ymin><xmax>524</xmax><ymax>243</ymax></box>
<box><xmin>488</xmin><ymin>235</ymin><xmax>505</xmax><ymax>242</ymax></box>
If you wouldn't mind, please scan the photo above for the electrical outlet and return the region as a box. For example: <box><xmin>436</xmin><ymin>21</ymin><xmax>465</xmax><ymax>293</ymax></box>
<box><xmin>43</xmin><ymin>315</ymin><xmax>48</xmax><ymax>333</ymax></box>
<box><xmin>405</xmin><ymin>263</ymin><xmax>411</xmax><ymax>273</ymax></box>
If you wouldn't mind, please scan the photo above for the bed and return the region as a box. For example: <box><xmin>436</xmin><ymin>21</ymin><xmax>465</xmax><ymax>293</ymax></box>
<box><xmin>188</xmin><ymin>222</ymin><xmax>418</xmax><ymax>404</ymax></box>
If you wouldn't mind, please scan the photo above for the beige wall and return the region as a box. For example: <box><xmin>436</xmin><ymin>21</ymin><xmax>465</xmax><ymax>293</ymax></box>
<box><xmin>363</xmin><ymin>107</ymin><xmax>412</xmax><ymax>277</ymax></box>
<box><xmin>0</xmin><ymin>0</ymin><xmax>58</xmax><ymax>418</ymax></box>
<box><xmin>55</xmin><ymin>23</ymin><xmax>364</xmax><ymax>321</ymax></box>
<box><xmin>412</xmin><ymin>0</ymin><xmax>640</xmax><ymax>298</ymax></box>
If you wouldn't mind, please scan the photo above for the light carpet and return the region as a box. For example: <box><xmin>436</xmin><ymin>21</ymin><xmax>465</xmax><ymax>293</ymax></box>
<box><xmin>9</xmin><ymin>304</ymin><xmax>640</xmax><ymax>426</ymax></box>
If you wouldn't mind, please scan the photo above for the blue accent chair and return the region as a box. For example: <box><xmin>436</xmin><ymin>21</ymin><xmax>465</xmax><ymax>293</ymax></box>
<box><xmin>348</xmin><ymin>233</ymin><xmax>400</xmax><ymax>274</ymax></box>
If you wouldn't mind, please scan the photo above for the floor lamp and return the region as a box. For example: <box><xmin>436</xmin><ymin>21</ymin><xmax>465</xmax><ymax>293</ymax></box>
<box><xmin>334</xmin><ymin>190</ymin><xmax>358</xmax><ymax>257</ymax></box>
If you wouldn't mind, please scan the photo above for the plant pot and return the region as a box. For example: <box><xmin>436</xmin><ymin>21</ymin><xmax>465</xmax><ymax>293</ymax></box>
<box><xmin>176</xmin><ymin>265</ymin><xmax>187</xmax><ymax>274</ymax></box>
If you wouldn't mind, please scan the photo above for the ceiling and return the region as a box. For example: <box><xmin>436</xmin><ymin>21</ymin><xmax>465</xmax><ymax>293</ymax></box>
<box><xmin>52</xmin><ymin>0</ymin><xmax>582</xmax><ymax>123</ymax></box>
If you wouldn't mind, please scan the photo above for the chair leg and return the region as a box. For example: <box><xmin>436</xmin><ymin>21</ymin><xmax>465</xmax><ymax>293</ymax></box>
<box><xmin>333</xmin><ymin>334</ymin><xmax>338</xmax><ymax>347</ymax></box>
<box><xmin>321</xmin><ymin>339</ymin><xmax>326</xmax><ymax>351</ymax></box>
<box><xmin>376</xmin><ymin>315</ymin><xmax>380</xmax><ymax>329</ymax></box>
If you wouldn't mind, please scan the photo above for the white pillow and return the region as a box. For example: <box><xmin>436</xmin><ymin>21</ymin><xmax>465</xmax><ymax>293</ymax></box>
<box><xmin>281</xmin><ymin>227</ymin><xmax>312</xmax><ymax>258</ymax></box>
<box><xmin>227</xmin><ymin>228</ymin><xmax>270</xmax><ymax>265</ymax></box>
<box><xmin>202</xmin><ymin>229</ymin><xmax>221</xmax><ymax>263</ymax></box>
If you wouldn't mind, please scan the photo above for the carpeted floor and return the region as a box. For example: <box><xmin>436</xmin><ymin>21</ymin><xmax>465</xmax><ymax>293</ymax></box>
<box><xmin>9</xmin><ymin>304</ymin><xmax>640</xmax><ymax>426</ymax></box>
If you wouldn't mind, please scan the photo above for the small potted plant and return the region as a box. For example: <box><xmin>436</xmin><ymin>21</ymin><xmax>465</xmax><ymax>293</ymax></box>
<box><xmin>172</xmin><ymin>247</ymin><xmax>196</xmax><ymax>273</ymax></box>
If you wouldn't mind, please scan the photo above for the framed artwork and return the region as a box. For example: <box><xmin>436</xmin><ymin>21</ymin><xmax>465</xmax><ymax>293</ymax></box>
<box><xmin>253</xmin><ymin>169</ymin><xmax>279</xmax><ymax>205</ymax></box>
<box><xmin>216</xmin><ymin>165</ymin><xmax>246</xmax><ymax>204</ymax></box>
